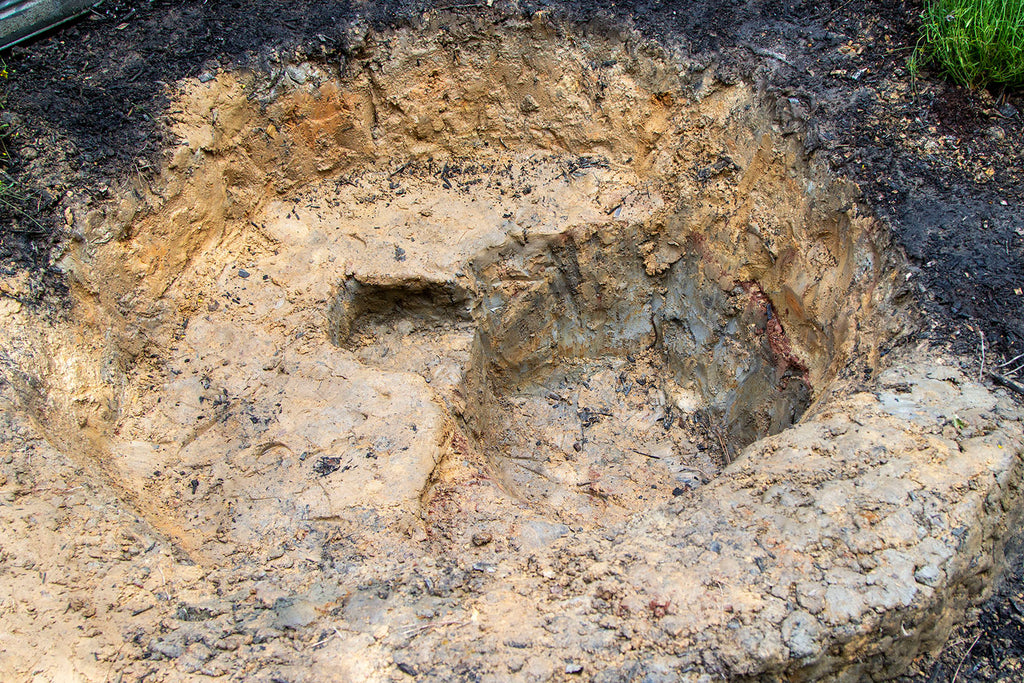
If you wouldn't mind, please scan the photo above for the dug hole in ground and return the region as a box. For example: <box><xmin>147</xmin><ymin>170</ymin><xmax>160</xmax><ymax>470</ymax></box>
<box><xmin>1</xmin><ymin>15</ymin><xmax>1023</xmax><ymax>682</ymax></box>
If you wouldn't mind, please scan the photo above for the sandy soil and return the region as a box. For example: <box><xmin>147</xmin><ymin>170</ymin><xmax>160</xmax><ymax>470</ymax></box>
<box><xmin>0</xmin><ymin>1</ymin><xmax>1022</xmax><ymax>681</ymax></box>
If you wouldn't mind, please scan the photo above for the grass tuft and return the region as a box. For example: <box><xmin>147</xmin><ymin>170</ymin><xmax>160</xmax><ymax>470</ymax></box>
<box><xmin>0</xmin><ymin>60</ymin><xmax>14</xmax><ymax>207</ymax></box>
<box><xmin>913</xmin><ymin>0</ymin><xmax>1024</xmax><ymax>88</ymax></box>
<box><xmin>0</xmin><ymin>60</ymin><xmax>37</xmax><ymax>226</ymax></box>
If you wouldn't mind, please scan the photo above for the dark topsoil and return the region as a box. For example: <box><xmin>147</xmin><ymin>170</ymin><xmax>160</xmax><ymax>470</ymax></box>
<box><xmin>0</xmin><ymin>0</ymin><xmax>1022</xmax><ymax>679</ymax></box>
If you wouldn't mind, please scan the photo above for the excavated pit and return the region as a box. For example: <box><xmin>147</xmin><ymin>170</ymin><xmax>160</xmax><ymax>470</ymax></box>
<box><xmin>2</xmin><ymin>19</ymin><xmax>1024</xmax><ymax>682</ymax></box>
<box><xmin>312</xmin><ymin>140</ymin><xmax>869</xmax><ymax>538</ymax></box>
<box><xmin>468</xmin><ymin>232</ymin><xmax>814</xmax><ymax>524</ymax></box>
<box><xmin>331</xmin><ymin>224</ymin><xmax>818</xmax><ymax>527</ymax></box>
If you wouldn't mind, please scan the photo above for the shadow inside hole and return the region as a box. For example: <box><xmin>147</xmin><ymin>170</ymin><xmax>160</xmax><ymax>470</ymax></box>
<box><xmin>327</xmin><ymin>277</ymin><xmax>474</xmax><ymax>347</ymax></box>
<box><xmin>475</xmin><ymin>228</ymin><xmax>811</xmax><ymax>462</ymax></box>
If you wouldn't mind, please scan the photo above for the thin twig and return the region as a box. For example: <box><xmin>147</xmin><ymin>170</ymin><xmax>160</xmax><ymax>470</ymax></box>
<box><xmin>104</xmin><ymin>642</ymin><xmax>128</xmax><ymax>683</ymax></box>
<box><xmin>677</xmin><ymin>464</ymin><xmax>712</xmax><ymax>481</ymax></box>
<box><xmin>403</xmin><ymin>618</ymin><xmax>469</xmax><ymax>638</ymax></box>
<box><xmin>978</xmin><ymin>329</ymin><xmax>986</xmax><ymax>381</ymax></box>
<box><xmin>748</xmin><ymin>46</ymin><xmax>795</xmax><ymax>67</ymax></box>
<box><xmin>715</xmin><ymin>426</ymin><xmax>732</xmax><ymax>465</ymax></box>
<box><xmin>998</xmin><ymin>351</ymin><xmax>1024</xmax><ymax>368</ymax></box>
<box><xmin>388</xmin><ymin>162</ymin><xmax>410</xmax><ymax>179</ymax></box>
<box><xmin>630</xmin><ymin>448</ymin><xmax>660</xmax><ymax>459</ymax></box>
<box><xmin>0</xmin><ymin>190</ymin><xmax>47</xmax><ymax>230</ymax></box>
<box><xmin>509</xmin><ymin>459</ymin><xmax>548</xmax><ymax>479</ymax></box>
<box><xmin>311</xmin><ymin>627</ymin><xmax>345</xmax><ymax>649</ymax></box>
<box><xmin>25</xmin><ymin>485</ymin><xmax>82</xmax><ymax>496</ymax></box>
<box><xmin>0</xmin><ymin>290</ymin><xmax>30</xmax><ymax>305</ymax></box>
<box><xmin>951</xmin><ymin>632</ymin><xmax>982</xmax><ymax>682</ymax></box>
<box><xmin>499</xmin><ymin>453</ymin><xmax>545</xmax><ymax>462</ymax></box>
<box><xmin>825</xmin><ymin>0</ymin><xmax>856</xmax><ymax>17</ymax></box>
<box><xmin>702</xmin><ymin>407</ymin><xmax>733</xmax><ymax>465</ymax></box>
<box><xmin>989</xmin><ymin>371</ymin><xmax>1024</xmax><ymax>397</ymax></box>
<box><xmin>434</xmin><ymin>3</ymin><xmax>488</xmax><ymax>11</ymax></box>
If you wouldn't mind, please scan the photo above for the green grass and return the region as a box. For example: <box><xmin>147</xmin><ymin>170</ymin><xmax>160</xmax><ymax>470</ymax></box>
<box><xmin>0</xmin><ymin>60</ymin><xmax>32</xmax><ymax>224</ymax></box>
<box><xmin>0</xmin><ymin>62</ymin><xmax>48</xmax><ymax>235</ymax></box>
<box><xmin>913</xmin><ymin>0</ymin><xmax>1024</xmax><ymax>88</ymax></box>
<box><xmin>0</xmin><ymin>61</ymin><xmax>14</xmax><ymax>208</ymax></box>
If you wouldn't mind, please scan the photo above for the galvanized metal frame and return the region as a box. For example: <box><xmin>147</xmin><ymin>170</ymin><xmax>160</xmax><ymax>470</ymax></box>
<box><xmin>0</xmin><ymin>0</ymin><xmax>101</xmax><ymax>51</ymax></box>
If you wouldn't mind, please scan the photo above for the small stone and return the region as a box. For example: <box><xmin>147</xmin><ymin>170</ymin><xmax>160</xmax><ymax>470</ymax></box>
<box><xmin>660</xmin><ymin>615</ymin><xmax>686</xmax><ymax>637</ymax></box>
<box><xmin>149</xmin><ymin>639</ymin><xmax>183</xmax><ymax>659</ymax></box>
<box><xmin>796</xmin><ymin>582</ymin><xmax>826</xmax><ymax>614</ymax></box>
<box><xmin>823</xmin><ymin>585</ymin><xmax>865</xmax><ymax>623</ymax></box>
<box><xmin>914</xmin><ymin>564</ymin><xmax>942</xmax><ymax>587</ymax></box>
<box><xmin>565</xmin><ymin>663</ymin><xmax>584</xmax><ymax>674</ymax></box>
<box><xmin>238</xmin><ymin>269</ymin><xmax>250</xmax><ymax>278</ymax></box>
<box><xmin>986</xmin><ymin>126</ymin><xmax>1006</xmax><ymax>141</ymax></box>
<box><xmin>200</xmin><ymin>660</ymin><xmax>230</xmax><ymax>677</ymax></box>
<box><xmin>69</xmin><ymin>595</ymin><xmax>96</xmax><ymax>618</ymax></box>
<box><xmin>394</xmin><ymin>246</ymin><xmax>406</xmax><ymax>262</ymax></box>
<box><xmin>396</xmin><ymin>661</ymin><xmax>417</xmax><ymax>676</ymax></box>
<box><xmin>471</xmin><ymin>532</ymin><xmax>493</xmax><ymax>547</ymax></box>
<box><xmin>520</xmin><ymin>95</ymin><xmax>540</xmax><ymax>113</ymax></box>
<box><xmin>175</xmin><ymin>600</ymin><xmax>226</xmax><ymax>621</ymax></box>
<box><xmin>286</xmin><ymin>64</ymin><xmax>308</xmax><ymax>85</ymax></box>
<box><xmin>21</xmin><ymin>147</ymin><xmax>38</xmax><ymax>160</ymax></box>
<box><xmin>671</xmin><ymin>486</ymin><xmax>686</xmax><ymax>496</ymax></box>
<box><xmin>252</xmin><ymin>627</ymin><xmax>283</xmax><ymax>644</ymax></box>
<box><xmin>708</xmin><ymin>540</ymin><xmax>722</xmax><ymax>554</ymax></box>
<box><xmin>781</xmin><ymin>610</ymin><xmax>822</xmax><ymax>659</ymax></box>
<box><xmin>178</xmin><ymin>643</ymin><xmax>214</xmax><ymax>673</ymax></box>
<box><xmin>214</xmin><ymin>634</ymin><xmax>243</xmax><ymax>651</ymax></box>
<box><xmin>272</xmin><ymin>598</ymin><xmax>318</xmax><ymax>630</ymax></box>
